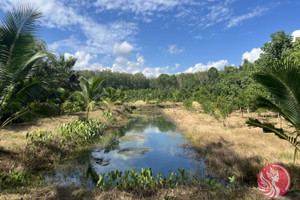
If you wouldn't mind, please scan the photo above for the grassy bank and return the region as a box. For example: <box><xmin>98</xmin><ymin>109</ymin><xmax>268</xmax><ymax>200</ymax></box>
<box><xmin>162</xmin><ymin>103</ymin><xmax>300</xmax><ymax>191</ymax></box>
<box><xmin>0</xmin><ymin>106</ymin><xmax>132</xmax><ymax>197</ymax></box>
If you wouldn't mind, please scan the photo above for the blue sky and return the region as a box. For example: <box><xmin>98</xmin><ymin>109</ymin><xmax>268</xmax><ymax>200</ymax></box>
<box><xmin>1</xmin><ymin>0</ymin><xmax>300</xmax><ymax>77</ymax></box>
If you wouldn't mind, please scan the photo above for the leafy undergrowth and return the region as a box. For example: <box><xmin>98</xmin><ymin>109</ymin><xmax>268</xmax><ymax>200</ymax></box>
<box><xmin>0</xmin><ymin>170</ymin><xmax>33</xmax><ymax>188</ymax></box>
<box><xmin>0</xmin><ymin>112</ymin><xmax>130</xmax><ymax>191</ymax></box>
<box><xmin>97</xmin><ymin>168</ymin><xmax>186</xmax><ymax>191</ymax></box>
<box><xmin>0</xmin><ymin>168</ymin><xmax>269</xmax><ymax>200</ymax></box>
<box><xmin>22</xmin><ymin>119</ymin><xmax>107</xmax><ymax>171</ymax></box>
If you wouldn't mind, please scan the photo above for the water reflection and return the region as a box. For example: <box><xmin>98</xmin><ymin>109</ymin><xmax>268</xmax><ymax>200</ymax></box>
<box><xmin>45</xmin><ymin>112</ymin><xmax>208</xmax><ymax>188</ymax></box>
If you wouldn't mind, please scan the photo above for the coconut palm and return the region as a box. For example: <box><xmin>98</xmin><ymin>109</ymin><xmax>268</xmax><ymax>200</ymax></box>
<box><xmin>246</xmin><ymin>60</ymin><xmax>300</xmax><ymax>162</ymax></box>
<box><xmin>0</xmin><ymin>6</ymin><xmax>49</xmax><ymax>127</ymax></box>
<box><xmin>102</xmin><ymin>87</ymin><xmax>126</xmax><ymax>113</ymax></box>
<box><xmin>71</xmin><ymin>77</ymin><xmax>105</xmax><ymax>118</ymax></box>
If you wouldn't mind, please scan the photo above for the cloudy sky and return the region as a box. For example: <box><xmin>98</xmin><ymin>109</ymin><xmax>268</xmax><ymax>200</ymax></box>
<box><xmin>0</xmin><ymin>0</ymin><xmax>299</xmax><ymax>77</ymax></box>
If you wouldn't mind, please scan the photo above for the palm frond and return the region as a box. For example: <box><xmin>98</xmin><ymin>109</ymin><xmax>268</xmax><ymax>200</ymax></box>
<box><xmin>17</xmin><ymin>51</ymin><xmax>47</xmax><ymax>80</ymax></box>
<box><xmin>0</xmin><ymin>107</ymin><xmax>30</xmax><ymax>129</ymax></box>
<box><xmin>90</xmin><ymin>77</ymin><xmax>105</xmax><ymax>100</ymax></box>
<box><xmin>247</xmin><ymin>118</ymin><xmax>300</xmax><ymax>161</ymax></box>
<box><xmin>0</xmin><ymin>5</ymin><xmax>42</xmax><ymax>68</ymax></box>
<box><xmin>14</xmin><ymin>76</ymin><xmax>49</xmax><ymax>104</ymax></box>
<box><xmin>70</xmin><ymin>91</ymin><xmax>87</xmax><ymax>105</ymax></box>
<box><xmin>253</xmin><ymin>66</ymin><xmax>300</xmax><ymax>129</ymax></box>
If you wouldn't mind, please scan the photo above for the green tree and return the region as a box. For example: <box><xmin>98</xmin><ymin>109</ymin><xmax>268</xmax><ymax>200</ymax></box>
<box><xmin>261</xmin><ymin>31</ymin><xmax>292</xmax><ymax>60</ymax></box>
<box><xmin>258</xmin><ymin>31</ymin><xmax>293</xmax><ymax>71</ymax></box>
<box><xmin>0</xmin><ymin>6</ymin><xmax>49</xmax><ymax>128</ymax></box>
<box><xmin>216</xmin><ymin>96</ymin><xmax>236</xmax><ymax>126</ymax></box>
<box><xmin>71</xmin><ymin>77</ymin><xmax>105</xmax><ymax>118</ymax></box>
<box><xmin>283</xmin><ymin>39</ymin><xmax>300</xmax><ymax>65</ymax></box>
<box><xmin>247</xmin><ymin>60</ymin><xmax>300</xmax><ymax>162</ymax></box>
<box><xmin>207</xmin><ymin>67</ymin><xmax>219</xmax><ymax>84</ymax></box>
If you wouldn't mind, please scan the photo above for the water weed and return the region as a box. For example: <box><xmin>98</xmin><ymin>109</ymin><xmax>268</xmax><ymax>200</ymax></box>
<box><xmin>97</xmin><ymin>168</ymin><xmax>186</xmax><ymax>190</ymax></box>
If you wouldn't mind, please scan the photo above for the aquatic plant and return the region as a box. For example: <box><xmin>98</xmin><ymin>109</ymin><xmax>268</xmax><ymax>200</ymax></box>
<box><xmin>0</xmin><ymin>170</ymin><xmax>33</xmax><ymax>187</ymax></box>
<box><xmin>57</xmin><ymin>119</ymin><xmax>106</xmax><ymax>145</ymax></box>
<box><xmin>228</xmin><ymin>175</ymin><xmax>238</xmax><ymax>189</ymax></box>
<box><xmin>97</xmin><ymin>168</ymin><xmax>186</xmax><ymax>190</ymax></box>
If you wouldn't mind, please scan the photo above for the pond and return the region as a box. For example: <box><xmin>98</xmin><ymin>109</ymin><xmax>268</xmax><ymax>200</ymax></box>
<box><xmin>45</xmin><ymin>112</ymin><xmax>209</xmax><ymax>188</ymax></box>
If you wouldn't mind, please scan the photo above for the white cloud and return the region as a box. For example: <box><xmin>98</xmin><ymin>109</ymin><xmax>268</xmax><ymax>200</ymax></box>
<box><xmin>242</xmin><ymin>48</ymin><xmax>263</xmax><ymax>63</ymax></box>
<box><xmin>80</xmin><ymin>20</ymin><xmax>138</xmax><ymax>54</ymax></box>
<box><xmin>94</xmin><ymin>0</ymin><xmax>193</xmax><ymax>15</ymax></box>
<box><xmin>64</xmin><ymin>53</ymin><xmax>73</xmax><ymax>59</ymax></box>
<box><xmin>113</xmin><ymin>41</ymin><xmax>134</xmax><ymax>56</ymax></box>
<box><xmin>63</xmin><ymin>51</ymin><xmax>98</xmax><ymax>70</ymax></box>
<box><xmin>292</xmin><ymin>30</ymin><xmax>300</xmax><ymax>42</ymax></box>
<box><xmin>194</xmin><ymin>35</ymin><xmax>203</xmax><ymax>40</ymax></box>
<box><xmin>0</xmin><ymin>0</ymin><xmax>138</xmax><ymax>55</ymax></box>
<box><xmin>142</xmin><ymin>67</ymin><xmax>170</xmax><ymax>78</ymax></box>
<box><xmin>226</xmin><ymin>6</ymin><xmax>269</xmax><ymax>29</ymax></box>
<box><xmin>0</xmin><ymin>0</ymin><xmax>81</xmax><ymax>28</ymax></box>
<box><xmin>49</xmin><ymin>35</ymin><xmax>82</xmax><ymax>52</ymax></box>
<box><xmin>173</xmin><ymin>63</ymin><xmax>180</xmax><ymax>71</ymax></box>
<box><xmin>65</xmin><ymin>51</ymin><xmax>170</xmax><ymax>77</ymax></box>
<box><xmin>111</xmin><ymin>55</ymin><xmax>169</xmax><ymax>77</ymax></box>
<box><xmin>184</xmin><ymin>60</ymin><xmax>228</xmax><ymax>73</ymax></box>
<box><xmin>202</xmin><ymin>3</ymin><xmax>232</xmax><ymax>28</ymax></box>
<box><xmin>168</xmin><ymin>44</ymin><xmax>183</xmax><ymax>55</ymax></box>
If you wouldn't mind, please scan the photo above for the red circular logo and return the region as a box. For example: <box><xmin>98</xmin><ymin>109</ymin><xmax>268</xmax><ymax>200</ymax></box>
<box><xmin>257</xmin><ymin>164</ymin><xmax>291</xmax><ymax>198</ymax></box>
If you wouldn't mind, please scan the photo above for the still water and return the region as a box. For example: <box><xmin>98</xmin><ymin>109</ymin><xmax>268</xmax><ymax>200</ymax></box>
<box><xmin>45</xmin><ymin>112</ymin><xmax>208</xmax><ymax>188</ymax></box>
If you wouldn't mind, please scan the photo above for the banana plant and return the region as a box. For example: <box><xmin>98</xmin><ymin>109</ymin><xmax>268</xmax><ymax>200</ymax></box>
<box><xmin>246</xmin><ymin>60</ymin><xmax>300</xmax><ymax>162</ymax></box>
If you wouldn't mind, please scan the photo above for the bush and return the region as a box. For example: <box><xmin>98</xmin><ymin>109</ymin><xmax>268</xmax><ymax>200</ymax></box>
<box><xmin>183</xmin><ymin>99</ymin><xmax>194</xmax><ymax>111</ymax></box>
<box><xmin>201</xmin><ymin>101</ymin><xmax>216</xmax><ymax>115</ymax></box>
<box><xmin>61</xmin><ymin>100</ymin><xmax>81</xmax><ymax>114</ymax></box>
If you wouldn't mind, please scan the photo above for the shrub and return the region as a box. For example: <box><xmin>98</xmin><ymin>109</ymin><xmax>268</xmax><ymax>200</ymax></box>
<box><xmin>183</xmin><ymin>99</ymin><xmax>194</xmax><ymax>111</ymax></box>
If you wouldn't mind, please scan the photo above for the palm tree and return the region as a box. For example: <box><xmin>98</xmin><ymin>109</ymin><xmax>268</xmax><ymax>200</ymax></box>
<box><xmin>71</xmin><ymin>77</ymin><xmax>105</xmax><ymax>118</ymax></box>
<box><xmin>102</xmin><ymin>87</ymin><xmax>126</xmax><ymax>113</ymax></box>
<box><xmin>246</xmin><ymin>60</ymin><xmax>300</xmax><ymax>162</ymax></box>
<box><xmin>0</xmin><ymin>6</ymin><xmax>48</xmax><ymax>128</ymax></box>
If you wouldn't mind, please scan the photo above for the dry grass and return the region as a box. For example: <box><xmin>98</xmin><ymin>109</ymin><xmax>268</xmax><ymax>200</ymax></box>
<box><xmin>0</xmin><ymin>185</ymin><xmax>269</xmax><ymax>200</ymax></box>
<box><xmin>0</xmin><ymin>107</ymin><xmax>128</xmax><ymax>174</ymax></box>
<box><xmin>0</xmin><ymin>108</ymin><xmax>127</xmax><ymax>151</ymax></box>
<box><xmin>162</xmin><ymin>105</ymin><xmax>300</xmax><ymax>190</ymax></box>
